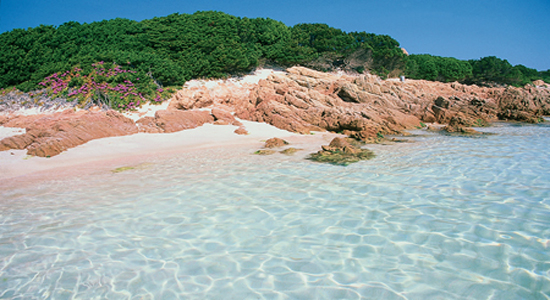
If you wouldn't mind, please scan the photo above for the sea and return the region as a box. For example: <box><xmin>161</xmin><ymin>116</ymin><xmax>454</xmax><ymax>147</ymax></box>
<box><xmin>1</xmin><ymin>121</ymin><xmax>549</xmax><ymax>300</ymax></box>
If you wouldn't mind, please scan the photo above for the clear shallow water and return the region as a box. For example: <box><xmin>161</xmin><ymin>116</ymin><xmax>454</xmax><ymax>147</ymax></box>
<box><xmin>1</xmin><ymin>123</ymin><xmax>549</xmax><ymax>299</ymax></box>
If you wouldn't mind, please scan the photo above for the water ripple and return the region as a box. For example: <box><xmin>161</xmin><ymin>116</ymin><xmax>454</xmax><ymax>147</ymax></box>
<box><xmin>1</xmin><ymin>124</ymin><xmax>550</xmax><ymax>299</ymax></box>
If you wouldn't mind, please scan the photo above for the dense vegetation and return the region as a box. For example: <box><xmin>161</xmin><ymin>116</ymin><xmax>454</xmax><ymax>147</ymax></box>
<box><xmin>405</xmin><ymin>54</ymin><xmax>473</xmax><ymax>83</ymax></box>
<box><xmin>0</xmin><ymin>11</ymin><xmax>404</xmax><ymax>93</ymax></box>
<box><xmin>0</xmin><ymin>10</ymin><xmax>548</xmax><ymax>111</ymax></box>
<box><xmin>405</xmin><ymin>54</ymin><xmax>549</xmax><ymax>86</ymax></box>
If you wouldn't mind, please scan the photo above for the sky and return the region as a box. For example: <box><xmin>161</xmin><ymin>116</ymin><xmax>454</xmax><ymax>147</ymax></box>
<box><xmin>0</xmin><ymin>0</ymin><xmax>549</xmax><ymax>71</ymax></box>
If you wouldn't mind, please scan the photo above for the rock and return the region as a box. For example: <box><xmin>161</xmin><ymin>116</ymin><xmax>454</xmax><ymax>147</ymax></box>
<box><xmin>163</xmin><ymin>66</ymin><xmax>549</xmax><ymax>144</ymax></box>
<box><xmin>136</xmin><ymin>116</ymin><xmax>164</xmax><ymax>133</ymax></box>
<box><xmin>254</xmin><ymin>149</ymin><xmax>276</xmax><ymax>155</ymax></box>
<box><xmin>169</xmin><ymin>82</ymin><xmax>250</xmax><ymax>111</ymax></box>
<box><xmin>321</xmin><ymin>137</ymin><xmax>355</xmax><ymax>151</ymax></box>
<box><xmin>434</xmin><ymin>96</ymin><xmax>450</xmax><ymax>109</ymax></box>
<box><xmin>443</xmin><ymin>125</ymin><xmax>482</xmax><ymax>135</ymax></box>
<box><xmin>308</xmin><ymin>137</ymin><xmax>375</xmax><ymax>166</ymax></box>
<box><xmin>443</xmin><ymin>114</ymin><xmax>482</xmax><ymax>134</ymax></box>
<box><xmin>170</xmin><ymin>88</ymin><xmax>214</xmax><ymax>110</ymax></box>
<box><xmin>211</xmin><ymin>108</ymin><xmax>242</xmax><ymax>126</ymax></box>
<box><xmin>0</xmin><ymin>109</ymin><xmax>138</xmax><ymax>157</ymax></box>
<box><xmin>264</xmin><ymin>137</ymin><xmax>289</xmax><ymax>148</ymax></box>
<box><xmin>532</xmin><ymin>80</ymin><xmax>548</xmax><ymax>87</ymax></box>
<box><xmin>150</xmin><ymin>110</ymin><xmax>214</xmax><ymax>133</ymax></box>
<box><xmin>349</xmin><ymin>128</ymin><xmax>381</xmax><ymax>143</ymax></box>
<box><xmin>234</xmin><ymin>126</ymin><xmax>249</xmax><ymax>135</ymax></box>
<box><xmin>280</xmin><ymin>147</ymin><xmax>302</xmax><ymax>155</ymax></box>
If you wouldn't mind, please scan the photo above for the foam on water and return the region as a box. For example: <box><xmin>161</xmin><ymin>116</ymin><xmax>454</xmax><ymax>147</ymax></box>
<box><xmin>1</xmin><ymin>123</ymin><xmax>549</xmax><ymax>299</ymax></box>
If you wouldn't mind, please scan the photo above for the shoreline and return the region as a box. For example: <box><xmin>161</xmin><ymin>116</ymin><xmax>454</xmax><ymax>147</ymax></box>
<box><xmin>2</xmin><ymin>115</ymin><xmax>548</xmax><ymax>190</ymax></box>
<box><xmin>0</xmin><ymin>120</ymin><xmax>340</xmax><ymax>190</ymax></box>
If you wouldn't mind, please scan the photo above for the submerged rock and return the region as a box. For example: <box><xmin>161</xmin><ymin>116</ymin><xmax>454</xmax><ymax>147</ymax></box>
<box><xmin>254</xmin><ymin>149</ymin><xmax>276</xmax><ymax>155</ymax></box>
<box><xmin>443</xmin><ymin>114</ymin><xmax>486</xmax><ymax>135</ymax></box>
<box><xmin>264</xmin><ymin>137</ymin><xmax>289</xmax><ymax>148</ymax></box>
<box><xmin>307</xmin><ymin>137</ymin><xmax>375</xmax><ymax>166</ymax></box>
<box><xmin>280</xmin><ymin>147</ymin><xmax>302</xmax><ymax>155</ymax></box>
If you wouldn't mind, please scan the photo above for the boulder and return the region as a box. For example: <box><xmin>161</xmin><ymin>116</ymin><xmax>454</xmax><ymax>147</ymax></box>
<box><xmin>211</xmin><ymin>108</ymin><xmax>242</xmax><ymax>126</ymax></box>
<box><xmin>280</xmin><ymin>147</ymin><xmax>302</xmax><ymax>155</ymax></box>
<box><xmin>234</xmin><ymin>126</ymin><xmax>249</xmax><ymax>135</ymax></box>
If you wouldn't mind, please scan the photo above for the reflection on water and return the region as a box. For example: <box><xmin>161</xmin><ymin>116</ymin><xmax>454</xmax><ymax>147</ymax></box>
<box><xmin>1</xmin><ymin>124</ymin><xmax>549</xmax><ymax>299</ymax></box>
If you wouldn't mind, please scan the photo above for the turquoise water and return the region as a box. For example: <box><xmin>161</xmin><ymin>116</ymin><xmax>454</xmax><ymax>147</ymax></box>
<box><xmin>1</xmin><ymin>123</ymin><xmax>549</xmax><ymax>299</ymax></box>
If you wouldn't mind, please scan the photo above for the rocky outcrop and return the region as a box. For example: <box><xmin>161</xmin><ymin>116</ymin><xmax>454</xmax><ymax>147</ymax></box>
<box><xmin>496</xmin><ymin>86</ymin><xmax>549</xmax><ymax>123</ymax></box>
<box><xmin>231</xmin><ymin>67</ymin><xmax>456</xmax><ymax>138</ymax></box>
<box><xmin>170</xmin><ymin>67</ymin><xmax>549</xmax><ymax>141</ymax></box>
<box><xmin>0</xmin><ymin>109</ymin><xmax>138</xmax><ymax>157</ymax></box>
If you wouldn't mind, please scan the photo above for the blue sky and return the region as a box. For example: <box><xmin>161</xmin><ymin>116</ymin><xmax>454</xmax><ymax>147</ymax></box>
<box><xmin>1</xmin><ymin>0</ymin><xmax>549</xmax><ymax>70</ymax></box>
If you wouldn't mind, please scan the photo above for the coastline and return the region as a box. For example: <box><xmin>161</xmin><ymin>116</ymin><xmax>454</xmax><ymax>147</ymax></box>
<box><xmin>2</xmin><ymin>66</ymin><xmax>549</xmax><ymax>189</ymax></box>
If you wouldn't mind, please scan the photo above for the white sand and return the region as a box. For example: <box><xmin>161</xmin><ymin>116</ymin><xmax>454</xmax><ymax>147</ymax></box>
<box><xmin>2</xmin><ymin>106</ymin><xmax>70</xmax><ymax>116</ymax></box>
<box><xmin>184</xmin><ymin>68</ymin><xmax>284</xmax><ymax>89</ymax></box>
<box><xmin>121</xmin><ymin>100</ymin><xmax>170</xmax><ymax>122</ymax></box>
<box><xmin>0</xmin><ymin>120</ymin><xmax>337</xmax><ymax>188</ymax></box>
<box><xmin>0</xmin><ymin>126</ymin><xmax>25</xmax><ymax>140</ymax></box>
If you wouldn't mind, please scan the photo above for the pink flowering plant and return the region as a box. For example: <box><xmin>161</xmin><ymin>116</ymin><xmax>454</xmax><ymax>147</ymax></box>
<box><xmin>38</xmin><ymin>62</ymin><xmax>175</xmax><ymax>110</ymax></box>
